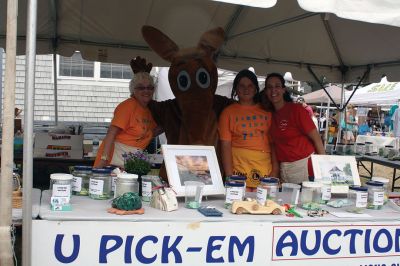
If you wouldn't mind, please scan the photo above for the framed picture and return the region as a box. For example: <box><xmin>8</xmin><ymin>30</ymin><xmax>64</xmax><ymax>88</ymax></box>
<box><xmin>161</xmin><ymin>144</ymin><xmax>225</xmax><ymax>197</ymax></box>
<box><xmin>311</xmin><ymin>155</ymin><xmax>361</xmax><ymax>193</ymax></box>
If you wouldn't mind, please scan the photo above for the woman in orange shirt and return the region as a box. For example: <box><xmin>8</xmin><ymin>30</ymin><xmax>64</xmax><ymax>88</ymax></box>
<box><xmin>94</xmin><ymin>72</ymin><xmax>157</xmax><ymax>168</ymax></box>
<box><xmin>219</xmin><ymin>69</ymin><xmax>277</xmax><ymax>190</ymax></box>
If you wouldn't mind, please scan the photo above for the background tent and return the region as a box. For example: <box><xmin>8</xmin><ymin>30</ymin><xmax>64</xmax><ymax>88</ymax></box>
<box><xmin>2</xmin><ymin>0</ymin><xmax>400</xmax><ymax>83</ymax></box>
<box><xmin>302</xmin><ymin>85</ymin><xmax>342</xmax><ymax>104</ymax></box>
<box><xmin>346</xmin><ymin>81</ymin><xmax>400</xmax><ymax>105</ymax></box>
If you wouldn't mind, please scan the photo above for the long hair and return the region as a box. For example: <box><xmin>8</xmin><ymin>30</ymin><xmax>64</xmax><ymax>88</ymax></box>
<box><xmin>231</xmin><ymin>69</ymin><xmax>260</xmax><ymax>102</ymax></box>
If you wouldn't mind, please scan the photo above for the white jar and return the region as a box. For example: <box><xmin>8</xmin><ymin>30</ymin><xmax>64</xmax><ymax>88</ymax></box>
<box><xmin>372</xmin><ymin>177</ymin><xmax>389</xmax><ymax>203</ymax></box>
<box><xmin>347</xmin><ymin>185</ymin><xmax>368</xmax><ymax>213</ymax></box>
<box><xmin>50</xmin><ymin>173</ymin><xmax>73</xmax><ymax>197</ymax></box>
<box><xmin>115</xmin><ymin>173</ymin><xmax>139</xmax><ymax>198</ymax></box>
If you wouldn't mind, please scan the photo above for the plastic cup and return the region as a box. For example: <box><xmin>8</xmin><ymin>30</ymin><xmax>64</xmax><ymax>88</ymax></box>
<box><xmin>184</xmin><ymin>181</ymin><xmax>205</xmax><ymax>209</ymax></box>
<box><xmin>281</xmin><ymin>183</ymin><xmax>301</xmax><ymax>205</ymax></box>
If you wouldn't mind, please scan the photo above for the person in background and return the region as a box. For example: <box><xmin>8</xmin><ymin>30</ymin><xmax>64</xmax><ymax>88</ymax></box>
<box><xmin>341</xmin><ymin>104</ymin><xmax>357</xmax><ymax>144</ymax></box>
<box><xmin>94</xmin><ymin>72</ymin><xmax>158</xmax><ymax>168</ymax></box>
<box><xmin>219</xmin><ymin>69</ymin><xmax>277</xmax><ymax>191</ymax></box>
<box><xmin>263</xmin><ymin>73</ymin><xmax>325</xmax><ymax>184</ymax></box>
<box><xmin>297</xmin><ymin>97</ymin><xmax>314</xmax><ymax>117</ymax></box>
<box><xmin>311</xmin><ymin>105</ymin><xmax>320</xmax><ymax>131</ymax></box>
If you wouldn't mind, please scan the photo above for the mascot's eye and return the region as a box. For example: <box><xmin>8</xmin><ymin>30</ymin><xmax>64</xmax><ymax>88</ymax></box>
<box><xmin>177</xmin><ymin>70</ymin><xmax>191</xmax><ymax>91</ymax></box>
<box><xmin>196</xmin><ymin>68</ymin><xmax>210</xmax><ymax>89</ymax></box>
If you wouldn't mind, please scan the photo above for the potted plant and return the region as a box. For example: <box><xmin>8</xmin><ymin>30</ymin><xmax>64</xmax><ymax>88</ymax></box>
<box><xmin>123</xmin><ymin>151</ymin><xmax>151</xmax><ymax>196</ymax></box>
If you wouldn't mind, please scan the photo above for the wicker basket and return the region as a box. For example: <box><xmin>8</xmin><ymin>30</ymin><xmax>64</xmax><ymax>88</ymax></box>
<box><xmin>12</xmin><ymin>189</ymin><xmax>23</xmax><ymax>209</ymax></box>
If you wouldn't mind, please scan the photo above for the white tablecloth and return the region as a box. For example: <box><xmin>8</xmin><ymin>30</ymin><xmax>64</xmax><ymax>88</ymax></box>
<box><xmin>356</xmin><ymin>135</ymin><xmax>399</xmax><ymax>149</ymax></box>
<box><xmin>39</xmin><ymin>190</ymin><xmax>400</xmax><ymax>223</ymax></box>
<box><xmin>12</xmin><ymin>188</ymin><xmax>41</xmax><ymax>223</ymax></box>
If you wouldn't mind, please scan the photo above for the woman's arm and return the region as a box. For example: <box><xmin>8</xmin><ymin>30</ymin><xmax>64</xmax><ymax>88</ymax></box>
<box><xmin>220</xmin><ymin>140</ymin><xmax>233</xmax><ymax>177</ymax></box>
<box><xmin>97</xmin><ymin>125</ymin><xmax>121</xmax><ymax>168</ymax></box>
<box><xmin>307</xmin><ymin>128</ymin><xmax>326</xmax><ymax>155</ymax></box>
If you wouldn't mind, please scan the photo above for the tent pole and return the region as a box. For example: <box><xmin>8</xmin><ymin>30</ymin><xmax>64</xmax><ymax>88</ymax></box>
<box><xmin>53</xmin><ymin>53</ymin><xmax>58</xmax><ymax>126</ymax></box>
<box><xmin>22</xmin><ymin>0</ymin><xmax>37</xmax><ymax>265</ymax></box>
<box><xmin>0</xmin><ymin>0</ymin><xmax>18</xmax><ymax>265</ymax></box>
<box><xmin>324</xmin><ymin>99</ymin><xmax>330</xmax><ymax>147</ymax></box>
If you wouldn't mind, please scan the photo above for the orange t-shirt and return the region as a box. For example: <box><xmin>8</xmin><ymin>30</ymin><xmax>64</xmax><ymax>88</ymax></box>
<box><xmin>218</xmin><ymin>103</ymin><xmax>272</xmax><ymax>152</ymax></box>
<box><xmin>112</xmin><ymin>97</ymin><xmax>156</xmax><ymax>149</ymax></box>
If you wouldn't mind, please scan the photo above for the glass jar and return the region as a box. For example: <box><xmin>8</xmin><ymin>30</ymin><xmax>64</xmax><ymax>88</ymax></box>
<box><xmin>225</xmin><ymin>182</ymin><xmax>245</xmax><ymax>209</ymax></box>
<box><xmin>345</xmin><ymin>144</ymin><xmax>355</xmax><ymax>155</ymax></box>
<box><xmin>89</xmin><ymin>168</ymin><xmax>112</xmax><ymax>200</ymax></box>
<box><xmin>383</xmin><ymin>145</ymin><xmax>394</xmax><ymax>158</ymax></box>
<box><xmin>115</xmin><ymin>173</ymin><xmax>139</xmax><ymax>198</ymax></box>
<box><xmin>256</xmin><ymin>177</ymin><xmax>278</xmax><ymax>204</ymax></box>
<box><xmin>366</xmin><ymin>181</ymin><xmax>385</xmax><ymax>210</ymax></box>
<box><xmin>371</xmin><ymin>177</ymin><xmax>389</xmax><ymax>204</ymax></box>
<box><xmin>346</xmin><ymin>185</ymin><xmax>368</xmax><ymax>213</ymax></box>
<box><xmin>335</xmin><ymin>143</ymin><xmax>345</xmax><ymax>155</ymax></box>
<box><xmin>105</xmin><ymin>166</ymin><xmax>117</xmax><ymax>196</ymax></box>
<box><xmin>388</xmin><ymin>148</ymin><xmax>400</xmax><ymax>160</ymax></box>
<box><xmin>71</xmin><ymin>166</ymin><xmax>92</xmax><ymax>196</ymax></box>
<box><xmin>50</xmin><ymin>173</ymin><xmax>73</xmax><ymax>197</ymax></box>
<box><xmin>141</xmin><ymin>175</ymin><xmax>158</xmax><ymax>202</ymax></box>
<box><xmin>325</xmin><ymin>144</ymin><xmax>334</xmax><ymax>155</ymax></box>
<box><xmin>365</xmin><ymin>142</ymin><xmax>373</xmax><ymax>155</ymax></box>
<box><xmin>226</xmin><ymin>175</ymin><xmax>247</xmax><ymax>193</ymax></box>
<box><xmin>320</xmin><ymin>180</ymin><xmax>332</xmax><ymax>204</ymax></box>
<box><xmin>300</xmin><ymin>181</ymin><xmax>322</xmax><ymax>207</ymax></box>
<box><xmin>355</xmin><ymin>143</ymin><xmax>365</xmax><ymax>155</ymax></box>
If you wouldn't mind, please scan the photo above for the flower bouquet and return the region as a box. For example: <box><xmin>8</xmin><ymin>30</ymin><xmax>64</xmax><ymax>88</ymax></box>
<box><xmin>123</xmin><ymin>151</ymin><xmax>151</xmax><ymax>196</ymax></box>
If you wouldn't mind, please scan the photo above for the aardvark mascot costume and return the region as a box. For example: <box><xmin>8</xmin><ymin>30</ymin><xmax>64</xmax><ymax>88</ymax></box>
<box><xmin>137</xmin><ymin>25</ymin><xmax>232</xmax><ymax>179</ymax></box>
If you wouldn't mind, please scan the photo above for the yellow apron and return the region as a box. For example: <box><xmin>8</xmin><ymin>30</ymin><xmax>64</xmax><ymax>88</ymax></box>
<box><xmin>232</xmin><ymin>147</ymin><xmax>272</xmax><ymax>188</ymax></box>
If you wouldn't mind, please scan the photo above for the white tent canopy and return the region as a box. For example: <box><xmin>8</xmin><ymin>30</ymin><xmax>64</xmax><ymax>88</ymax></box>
<box><xmin>302</xmin><ymin>85</ymin><xmax>342</xmax><ymax>104</ymax></box>
<box><xmin>2</xmin><ymin>0</ymin><xmax>400</xmax><ymax>83</ymax></box>
<box><xmin>346</xmin><ymin>81</ymin><xmax>400</xmax><ymax>105</ymax></box>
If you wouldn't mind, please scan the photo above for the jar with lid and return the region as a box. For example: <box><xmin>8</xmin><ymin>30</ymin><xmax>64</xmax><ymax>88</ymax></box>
<box><xmin>50</xmin><ymin>173</ymin><xmax>73</xmax><ymax>197</ymax></box>
<box><xmin>355</xmin><ymin>143</ymin><xmax>365</xmax><ymax>155</ymax></box>
<box><xmin>325</xmin><ymin>144</ymin><xmax>334</xmax><ymax>155</ymax></box>
<box><xmin>141</xmin><ymin>175</ymin><xmax>159</xmax><ymax>202</ymax></box>
<box><xmin>71</xmin><ymin>166</ymin><xmax>92</xmax><ymax>196</ymax></box>
<box><xmin>89</xmin><ymin>168</ymin><xmax>112</xmax><ymax>200</ymax></box>
<box><xmin>300</xmin><ymin>181</ymin><xmax>322</xmax><ymax>207</ymax></box>
<box><xmin>383</xmin><ymin>145</ymin><xmax>393</xmax><ymax>158</ymax></box>
<box><xmin>320</xmin><ymin>180</ymin><xmax>332</xmax><ymax>204</ymax></box>
<box><xmin>335</xmin><ymin>143</ymin><xmax>345</xmax><ymax>155</ymax></box>
<box><xmin>115</xmin><ymin>173</ymin><xmax>139</xmax><ymax>198</ymax></box>
<box><xmin>105</xmin><ymin>166</ymin><xmax>117</xmax><ymax>196</ymax></box>
<box><xmin>256</xmin><ymin>177</ymin><xmax>278</xmax><ymax>204</ymax></box>
<box><xmin>225</xmin><ymin>182</ymin><xmax>245</xmax><ymax>209</ymax></box>
<box><xmin>388</xmin><ymin>148</ymin><xmax>400</xmax><ymax>160</ymax></box>
<box><xmin>226</xmin><ymin>175</ymin><xmax>246</xmax><ymax>194</ymax></box>
<box><xmin>346</xmin><ymin>185</ymin><xmax>368</xmax><ymax>213</ymax></box>
<box><xmin>371</xmin><ymin>177</ymin><xmax>389</xmax><ymax>204</ymax></box>
<box><xmin>366</xmin><ymin>180</ymin><xmax>385</xmax><ymax>210</ymax></box>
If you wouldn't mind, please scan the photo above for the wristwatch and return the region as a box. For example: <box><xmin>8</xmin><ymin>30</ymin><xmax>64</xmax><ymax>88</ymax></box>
<box><xmin>100</xmin><ymin>154</ymin><xmax>108</xmax><ymax>161</ymax></box>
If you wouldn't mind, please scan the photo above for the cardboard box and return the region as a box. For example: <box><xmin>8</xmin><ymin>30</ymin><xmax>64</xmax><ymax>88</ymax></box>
<box><xmin>34</xmin><ymin>148</ymin><xmax>83</xmax><ymax>159</ymax></box>
<box><xmin>34</xmin><ymin>133</ymin><xmax>83</xmax><ymax>150</ymax></box>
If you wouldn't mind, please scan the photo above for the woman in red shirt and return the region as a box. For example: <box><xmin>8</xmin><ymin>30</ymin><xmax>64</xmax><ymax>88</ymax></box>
<box><xmin>263</xmin><ymin>73</ymin><xmax>325</xmax><ymax>184</ymax></box>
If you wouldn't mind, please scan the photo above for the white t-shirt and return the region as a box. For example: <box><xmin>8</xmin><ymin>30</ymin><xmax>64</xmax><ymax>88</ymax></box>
<box><xmin>392</xmin><ymin>108</ymin><xmax>400</xmax><ymax>137</ymax></box>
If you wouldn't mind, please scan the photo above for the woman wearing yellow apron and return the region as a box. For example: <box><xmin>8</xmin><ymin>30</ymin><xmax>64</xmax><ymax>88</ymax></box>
<box><xmin>219</xmin><ymin>69</ymin><xmax>278</xmax><ymax>191</ymax></box>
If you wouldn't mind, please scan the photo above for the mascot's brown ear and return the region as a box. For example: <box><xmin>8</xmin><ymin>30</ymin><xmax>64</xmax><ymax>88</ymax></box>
<box><xmin>142</xmin><ymin>25</ymin><xmax>179</xmax><ymax>63</ymax></box>
<box><xmin>197</xmin><ymin>27</ymin><xmax>225</xmax><ymax>56</ymax></box>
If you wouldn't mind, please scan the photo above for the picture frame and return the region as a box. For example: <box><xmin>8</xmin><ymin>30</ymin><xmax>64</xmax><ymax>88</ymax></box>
<box><xmin>161</xmin><ymin>144</ymin><xmax>225</xmax><ymax>197</ymax></box>
<box><xmin>311</xmin><ymin>155</ymin><xmax>361</xmax><ymax>194</ymax></box>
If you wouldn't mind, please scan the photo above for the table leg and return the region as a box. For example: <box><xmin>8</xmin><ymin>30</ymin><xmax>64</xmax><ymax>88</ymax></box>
<box><xmin>393</xmin><ymin>169</ymin><xmax>400</xmax><ymax>192</ymax></box>
<box><xmin>370</xmin><ymin>162</ymin><xmax>374</xmax><ymax>177</ymax></box>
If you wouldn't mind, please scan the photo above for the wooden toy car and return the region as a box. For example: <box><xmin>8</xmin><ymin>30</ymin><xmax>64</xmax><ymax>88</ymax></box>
<box><xmin>231</xmin><ymin>199</ymin><xmax>285</xmax><ymax>215</ymax></box>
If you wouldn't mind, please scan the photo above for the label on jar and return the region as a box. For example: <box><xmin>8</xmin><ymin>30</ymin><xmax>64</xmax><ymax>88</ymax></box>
<box><xmin>373</xmin><ymin>191</ymin><xmax>384</xmax><ymax>206</ymax></box>
<box><xmin>256</xmin><ymin>187</ymin><xmax>268</xmax><ymax>205</ymax></box>
<box><xmin>52</xmin><ymin>184</ymin><xmax>71</xmax><ymax>197</ymax></box>
<box><xmin>322</xmin><ymin>186</ymin><xmax>331</xmax><ymax>201</ymax></box>
<box><xmin>268</xmin><ymin>186</ymin><xmax>277</xmax><ymax>198</ymax></box>
<box><xmin>225</xmin><ymin>187</ymin><xmax>243</xmax><ymax>204</ymax></box>
<box><xmin>142</xmin><ymin>181</ymin><xmax>152</xmax><ymax>197</ymax></box>
<box><xmin>89</xmin><ymin>179</ymin><xmax>104</xmax><ymax>195</ymax></box>
<box><xmin>72</xmin><ymin>176</ymin><xmax>82</xmax><ymax>192</ymax></box>
<box><xmin>356</xmin><ymin>191</ymin><xmax>368</xmax><ymax>208</ymax></box>
<box><xmin>111</xmin><ymin>176</ymin><xmax>117</xmax><ymax>192</ymax></box>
